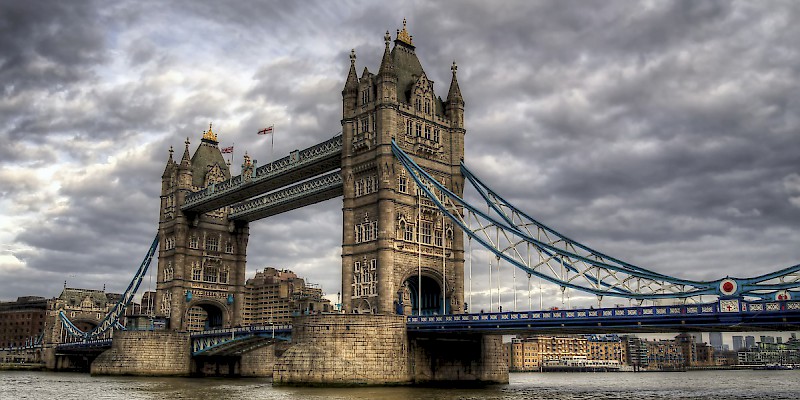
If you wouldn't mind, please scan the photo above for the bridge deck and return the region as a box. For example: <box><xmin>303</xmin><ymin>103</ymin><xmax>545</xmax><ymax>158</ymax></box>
<box><xmin>407</xmin><ymin>299</ymin><xmax>800</xmax><ymax>334</ymax></box>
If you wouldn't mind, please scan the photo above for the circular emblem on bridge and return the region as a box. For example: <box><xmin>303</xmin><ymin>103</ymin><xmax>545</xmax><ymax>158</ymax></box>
<box><xmin>719</xmin><ymin>279</ymin><xmax>738</xmax><ymax>296</ymax></box>
<box><xmin>775</xmin><ymin>290</ymin><xmax>791</xmax><ymax>301</ymax></box>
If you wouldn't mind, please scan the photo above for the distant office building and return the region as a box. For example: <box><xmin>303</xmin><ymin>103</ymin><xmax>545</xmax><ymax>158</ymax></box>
<box><xmin>732</xmin><ymin>336</ymin><xmax>744</xmax><ymax>351</ymax></box>
<box><xmin>709</xmin><ymin>332</ymin><xmax>723</xmax><ymax>350</ymax></box>
<box><xmin>745</xmin><ymin>336</ymin><xmax>756</xmax><ymax>349</ymax></box>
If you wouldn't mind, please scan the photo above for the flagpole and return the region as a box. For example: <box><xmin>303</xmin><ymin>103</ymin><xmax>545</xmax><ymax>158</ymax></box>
<box><xmin>270</xmin><ymin>125</ymin><xmax>274</xmax><ymax>164</ymax></box>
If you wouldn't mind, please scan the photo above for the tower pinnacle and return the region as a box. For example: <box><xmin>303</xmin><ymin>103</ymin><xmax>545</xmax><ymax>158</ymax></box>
<box><xmin>396</xmin><ymin>18</ymin><xmax>413</xmax><ymax>46</ymax></box>
<box><xmin>202</xmin><ymin>122</ymin><xmax>218</xmax><ymax>143</ymax></box>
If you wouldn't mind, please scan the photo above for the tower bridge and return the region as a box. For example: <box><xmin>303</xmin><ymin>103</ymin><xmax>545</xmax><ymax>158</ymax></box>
<box><xmin>45</xmin><ymin>21</ymin><xmax>800</xmax><ymax>385</ymax></box>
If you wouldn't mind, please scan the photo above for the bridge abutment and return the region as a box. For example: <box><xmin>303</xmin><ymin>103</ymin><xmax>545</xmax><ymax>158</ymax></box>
<box><xmin>91</xmin><ymin>331</ymin><xmax>191</xmax><ymax>376</ymax></box>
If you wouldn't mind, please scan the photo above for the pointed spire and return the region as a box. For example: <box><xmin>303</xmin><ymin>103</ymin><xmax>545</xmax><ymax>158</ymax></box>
<box><xmin>447</xmin><ymin>61</ymin><xmax>463</xmax><ymax>105</ymax></box>
<box><xmin>343</xmin><ymin>49</ymin><xmax>358</xmax><ymax>93</ymax></box>
<box><xmin>180</xmin><ymin>137</ymin><xmax>191</xmax><ymax>166</ymax></box>
<box><xmin>162</xmin><ymin>146</ymin><xmax>175</xmax><ymax>178</ymax></box>
<box><xmin>378</xmin><ymin>30</ymin><xmax>395</xmax><ymax>77</ymax></box>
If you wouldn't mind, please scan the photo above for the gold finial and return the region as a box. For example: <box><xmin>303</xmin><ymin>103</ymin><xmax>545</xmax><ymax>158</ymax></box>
<box><xmin>396</xmin><ymin>18</ymin><xmax>413</xmax><ymax>45</ymax></box>
<box><xmin>203</xmin><ymin>122</ymin><xmax>218</xmax><ymax>142</ymax></box>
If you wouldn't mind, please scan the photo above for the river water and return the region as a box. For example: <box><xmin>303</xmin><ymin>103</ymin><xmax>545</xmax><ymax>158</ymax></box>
<box><xmin>1</xmin><ymin>370</ymin><xmax>798</xmax><ymax>400</ymax></box>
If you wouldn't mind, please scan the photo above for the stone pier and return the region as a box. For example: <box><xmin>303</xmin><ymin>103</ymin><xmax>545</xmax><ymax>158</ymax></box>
<box><xmin>91</xmin><ymin>331</ymin><xmax>192</xmax><ymax>376</ymax></box>
<box><xmin>274</xmin><ymin>314</ymin><xmax>410</xmax><ymax>385</ymax></box>
<box><xmin>273</xmin><ymin>314</ymin><xmax>508</xmax><ymax>386</ymax></box>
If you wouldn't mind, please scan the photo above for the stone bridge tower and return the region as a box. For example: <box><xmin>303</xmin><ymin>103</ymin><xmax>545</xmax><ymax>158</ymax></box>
<box><xmin>341</xmin><ymin>21</ymin><xmax>466</xmax><ymax>315</ymax></box>
<box><xmin>155</xmin><ymin>125</ymin><xmax>249</xmax><ymax>331</ymax></box>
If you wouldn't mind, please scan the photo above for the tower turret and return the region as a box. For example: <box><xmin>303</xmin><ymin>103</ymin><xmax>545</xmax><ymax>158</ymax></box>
<box><xmin>446</xmin><ymin>61</ymin><xmax>465</xmax><ymax>129</ymax></box>
<box><xmin>377</xmin><ymin>31</ymin><xmax>397</xmax><ymax>104</ymax></box>
<box><xmin>342</xmin><ymin>49</ymin><xmax>359</xmax><ymax>116</ymax></box>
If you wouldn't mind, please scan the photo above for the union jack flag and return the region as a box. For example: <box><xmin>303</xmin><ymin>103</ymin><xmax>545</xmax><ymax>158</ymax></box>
<box><xmin>221</xmin><ymin>146</ymin><xmax>234</xmax><ymax>154</ymax></box>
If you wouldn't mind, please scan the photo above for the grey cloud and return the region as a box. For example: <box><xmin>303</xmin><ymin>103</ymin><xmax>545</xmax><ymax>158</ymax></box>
<box><xmin>0</xmin><ymin>1</ymin><xmax>107</xmax><ymax>96</ymax></box>
<box><xmin>1</xmin><ymin>1</ymin><xmax>799</xmax><ymax>307</ymax></box>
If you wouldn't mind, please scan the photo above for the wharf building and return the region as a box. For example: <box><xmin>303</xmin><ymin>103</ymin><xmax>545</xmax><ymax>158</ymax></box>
<box><xmin>737</xmin><ymin>338</ymin><xmax>800</xmax><ymax>366</ymax></box>
<box><xmin>0</xmin><ymin>296</ymin><xmax>48</xmax><ymax>349</ymax></box>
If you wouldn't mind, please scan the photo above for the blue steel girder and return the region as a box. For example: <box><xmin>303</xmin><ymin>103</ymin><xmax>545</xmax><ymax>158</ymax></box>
<box><xmin>182</xmin><ymin>135</ymin><xmax>343</xmax><ymax>214</ymax></box>
<box><xmin>228</xmin><ymin>170</ymin><xmax>343</xmax><ymax>221</ymax></box>
<box><xmin>58</xmin><ymin>234</ymin><xmax>159</xmax><ymax>341</ymax></box>
<box><xmin>391</xmin><ymin>141</ymin><xmax>800</xmax><ymax>301</ymax></box>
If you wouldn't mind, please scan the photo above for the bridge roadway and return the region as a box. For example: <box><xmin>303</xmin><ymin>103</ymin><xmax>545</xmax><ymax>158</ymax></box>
<box><xmin>407</xmin><ymin>298</ymin><xmax>800</xmax><ymax>334</ymax></box>
<box><xmin>54</xmin><ymin>298</ymin><xmax>800</xmax><ymax>356</ymax></box>
<box><xmin>181</xmin><ymin>135</ymin><xmax>343</xmax><ymax>218</ymax></box>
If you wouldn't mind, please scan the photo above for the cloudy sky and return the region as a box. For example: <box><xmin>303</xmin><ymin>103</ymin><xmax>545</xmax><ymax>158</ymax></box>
<box><xmin>1</xmin><ymin>1</ymin><xmax>799</xmax><ymax>316</ymax></box>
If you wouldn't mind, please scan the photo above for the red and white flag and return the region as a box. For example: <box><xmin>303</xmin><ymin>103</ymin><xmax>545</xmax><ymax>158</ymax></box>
<box><xmin>221</xmin><ymin>146</ymin><xmax>234</xmax><ymax>154</ymax></box>
<box><xmin>257</xmin><ymin>125</ymin><xmax>274</xmax><ymax>135</ymax></box>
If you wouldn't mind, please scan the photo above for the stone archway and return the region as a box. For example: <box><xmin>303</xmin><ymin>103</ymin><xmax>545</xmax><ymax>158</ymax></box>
<box><xmin>70</xmin><ymin>319</ymin><xmax>99</xmax><ymax>333</ymax></box>
<box><xmin>401</xmin><ymin>274</ymin><xmax>447</xmax><ymax>316</ymax></box>
<box><xmin>185</xmin><ymin>300</ymin><xmax>228</xmax><ymax>331</ymax></box>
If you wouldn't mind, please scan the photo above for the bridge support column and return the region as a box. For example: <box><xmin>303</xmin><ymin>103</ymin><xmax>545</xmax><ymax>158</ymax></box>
<box><xmin>91</xmin><ymin>331</ymin><xmax>191</xmax><ymax>376</ymax></box>
<box><xmin>274</xmin><ymin>314</ymin><xmax>411</xmax><ymax>386</ymax></box>
<box><xmin>409</xmin><ymin>333</ymin><xmax>508</xmax><ymax>385</ymax></box>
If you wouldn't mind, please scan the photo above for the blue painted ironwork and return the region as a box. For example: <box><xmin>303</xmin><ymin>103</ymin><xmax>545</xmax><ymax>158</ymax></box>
<box><xmin>228</xmin><ymin>170</ymin><xmax>343</xmax><ymax>221</ymax></box>
<box><xmin>191</xmin><ymin>325</ymin><xmax>292</xmax><ymax>356</ymax></box>
<box><xmin>182</xmin><ymin>135</ymin><xmax>343</xmax><ymax>214</ymax></box>
<box><xmin>58</xmin><ymin>234</ymin><xmax>159</xmax><ymax>341</ymax></box>
<box><xmin>391</xmin><ymin>140</ymin><xmax>800</xmax><ymax>301</ymax></box>
<box><xmin>407</xmin><ymin>299</ymin><xmax>800</xmax><ymax>334</ymax></box>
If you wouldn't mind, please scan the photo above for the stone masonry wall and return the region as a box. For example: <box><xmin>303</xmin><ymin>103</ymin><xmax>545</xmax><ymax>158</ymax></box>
<box><xmin>273</xmin><ymin>314</ymin><xmax>410</xmax><ymax>385</ymax></box>
<box><xmin>91</xmin><ymin>331</ymin><xmax>191</xmax><ymax>376</ymax></box>
<box><xmin>409</xmin><ymin>333</ymin><xmax>509</xmax><ymax>384</ymax></box>
<box><xmin>239</xmin><ymin>341</ymin><xmax>290</xmax><ymax>377</ymax></box>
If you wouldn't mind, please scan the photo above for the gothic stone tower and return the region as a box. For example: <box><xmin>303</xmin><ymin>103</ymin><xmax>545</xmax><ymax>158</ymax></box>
<box><xmin>341</xmin><ymin>21</ymin><xmax>466</xmax><ymax>315</ymax></box>
<box><xmin>156</xmin><ymin>125</ymin><xmax>249</xmax><ymax>331</ymax></box>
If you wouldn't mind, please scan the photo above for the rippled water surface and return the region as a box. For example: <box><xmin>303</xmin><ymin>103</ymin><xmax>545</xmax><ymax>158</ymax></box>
<box><xmin>2</xmin><ymin>370</ymin><xmax>798</xmax><ymax>400</ymax></box>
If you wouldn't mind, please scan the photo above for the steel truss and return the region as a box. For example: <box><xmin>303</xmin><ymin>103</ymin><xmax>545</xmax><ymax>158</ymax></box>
<box><xmin>59</xmin><ymin>234</ymin><xmax>159</xmax><ymax>340</ymax></box>
<box><xmin>391</xmin><ymin>141</ymin><xmax>799</xmax><ymax>302</ymax></box>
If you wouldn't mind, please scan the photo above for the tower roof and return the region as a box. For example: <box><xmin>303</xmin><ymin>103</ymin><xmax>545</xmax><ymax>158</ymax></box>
<box><xmin>391</xmin><ymin>20</ymin><xmax>425</xmax><ymax>104</ymax></box>
<box><xmin>190</xmin><ymin>125</ymin><xmax>230</xmax><ymax>187</ymax></box>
